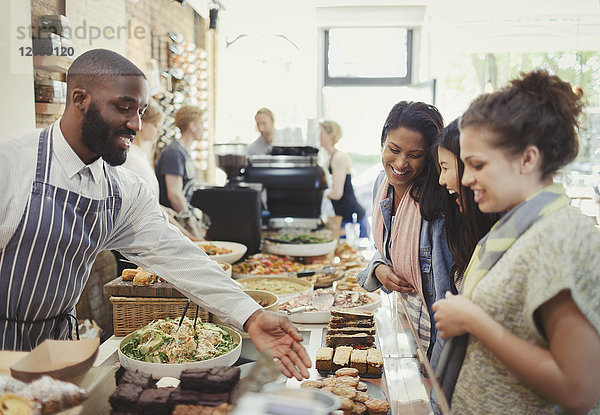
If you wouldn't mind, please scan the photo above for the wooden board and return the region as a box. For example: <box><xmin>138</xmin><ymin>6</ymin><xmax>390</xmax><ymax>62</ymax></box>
<box><xmin>103</xmin><ymin>276</ymin><xmax>186</xmax><ymax>298</ymax></box>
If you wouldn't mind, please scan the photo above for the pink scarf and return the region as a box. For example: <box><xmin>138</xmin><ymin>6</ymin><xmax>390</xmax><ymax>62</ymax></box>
<box><xmin>372</xmin><ymin>176</ymin><xmax>423</xmax><ymax>299</ymax></box>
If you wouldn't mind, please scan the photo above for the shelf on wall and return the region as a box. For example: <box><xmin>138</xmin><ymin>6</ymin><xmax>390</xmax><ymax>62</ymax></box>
<box><xmin>35</xmin><ymin>102</ymin><xmax>65</xmax><ymax>115</ymax></box>
<box><xmin>33</xmin><ymin>55</ymin><xmax>73</xmax><ymax>73</ymax></box>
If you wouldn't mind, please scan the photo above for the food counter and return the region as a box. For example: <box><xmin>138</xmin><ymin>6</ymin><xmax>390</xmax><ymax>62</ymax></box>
<box><xmin>93</xmin><ymin>288</ymin><xmax>440</xmax><ymax>415</ymax></box>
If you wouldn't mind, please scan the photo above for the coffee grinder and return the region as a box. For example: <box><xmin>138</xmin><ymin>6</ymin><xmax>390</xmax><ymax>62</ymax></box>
<box><xmin>190</xmin><ymin>144</ymin><xmax>262</xmax><ymax>255</ymax></box>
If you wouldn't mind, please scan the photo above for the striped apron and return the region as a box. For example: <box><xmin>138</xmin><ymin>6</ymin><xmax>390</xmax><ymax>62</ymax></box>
<box><xmin>0</xmin><ymin>126</ymin><xmax>121</xmax><ymax>351</ymax></box>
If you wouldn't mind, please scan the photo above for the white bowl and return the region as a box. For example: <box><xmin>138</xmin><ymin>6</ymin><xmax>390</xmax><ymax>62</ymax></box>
<box><xmin>118</xmin><ymin>325</ymin><xmax>242</xmax><ymax>379</ymax></box>
<box><xmin>263</xmin><ymin>239</ymin><xmax>337</xmax><ymax>257</ymax></box>
<box><xmin>285</xmin><ymin>292</ymin><xmax>381</xmax><ymax>324</ymax></box>
<box><xmin>237</xmin><ymin>276</ymin><xmax>314</xmax><ymax>303</ymax></box>
<box><xmin>195</xmin><ymin>241</ymin><xmax>247</xmax><ymax>264</ymax></box>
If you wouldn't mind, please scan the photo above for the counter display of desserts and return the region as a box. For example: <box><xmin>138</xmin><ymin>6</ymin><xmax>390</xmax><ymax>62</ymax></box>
<box><xmin>109</xmin><ymin>367</ymin><xmax>238</xmax><ymax>415</ymax></box>
<box><xmin>315</xmin><ymin>309</ymin><xmax>383</xmax><ymax>378</ymax></box>
<box><xmin>300</xmin><ymin>367</ymin><xmax>390</xmax><ymax>415</ymax></box>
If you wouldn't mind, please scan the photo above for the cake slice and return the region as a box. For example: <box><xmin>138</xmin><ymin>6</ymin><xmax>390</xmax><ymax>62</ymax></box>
<box><xmin>366</xmin><ymin>348</ymin><xmax>383</xmax><ymax>375</ymax></box>
<box><xmin>332</xmin><ymin>346</ymin><xmax>353</xmax><ymax>371</ymax></box>
<box><xmin>327</xmin><ymin>326</ymin><xmax>376</xmax><ymax>336</ymax></box>
<box><xmin>330</xmin><ymin>309</ymin><xmax>374</xmax><ymax>322</ymax></box>
<box><xmin>349</xmin><ymin>349</ymin><xmax>368</xmax><ymax>374</ymax></box>
<box><xmin>315</xmin><ymin>347</ymin><xmax>334</xmax><ymax>371</ymax></box>
<box><xmin>326</xmin><ymin>333</ymin><xmax>375</xmax><ymax>348</ymax></box>
<box><xmin>328</xmin><ymin>318</ymin><xmax>375</xmax><ymax>329</ymax></box>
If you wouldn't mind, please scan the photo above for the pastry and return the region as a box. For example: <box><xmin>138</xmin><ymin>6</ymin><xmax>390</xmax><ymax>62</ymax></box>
<box><xmin>331</xmin><ymin>385</ymin><xmax>357</xmax><ymax>400</ymax></box>
<box><xmin>364</xmin><ymin>398</ymin><xmax>390</xmax><ymax>415</ymax></box>
<box><xmin>0</xmin><ymin>393</ymin><xmax>41</xmax><ymax>415</ymax></box>
<box><xmin>333</xmin><ymin>376</ymin><xmax>359</xmax><ymax>388</ymax></box>
<box><xmin>326</xmin><ymin>333</ymin><xmax>374</xmax><ymax>348</ymax></box>
<box><xmin>366</xmin><ymin>349</ymin><xmax>383</xmax><ymax>375</ymax></box>
<box><xmin>299</xmin><ymin>380</ymin><xmax>323</xmax><ymax>389</ymax></box>
<box><xmin>332</xmin><ymin>346</ymin><xmax>353</xmax><ymax>371</ymax></box>
<box><xmin>315</xmin><ymin>347</ymin><xmax>333</xmax><ymax>371</ymax></box>
<box><xmin>349</xmin><ymin>349</ymin><xmax>368</xmax><ymax>374</ymax></box>
<box><xmin>334</xmin><ymin>367</ymin><xmax>359</xmax><ymax>378</ymax></box>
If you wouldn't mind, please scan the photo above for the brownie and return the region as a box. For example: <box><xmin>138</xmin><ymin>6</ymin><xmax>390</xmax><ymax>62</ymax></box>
<box><xmin>138</xmin><ymin>388</ymin><xmax>174</xmax><ymax>414</ymax></box>
<box><xmin>169</xmin><ymin>389</ymin><xmax>203</xmax><ymax>406</ymax></box>
<box><xmin>197</xmin><ymin>392</ymin><xmax>229</xmax><ymax>406</ymax></box>
<box><xmin>118</xmin><ymin>369</ymin><xmax>153</xmax><ymax>388</ymax></box>
<box><xmin>180</xmin><ymin>367</ymin><xmax>240</xmax><ymax>393</ymax></box>
<box><xmin>109</xmin><ymin>383</ymin><xmax>143</xmax><ymax>412</ymax></box>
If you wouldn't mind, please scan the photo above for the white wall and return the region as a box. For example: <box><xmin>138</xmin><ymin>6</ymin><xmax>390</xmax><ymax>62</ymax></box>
<box><xmin>214</xmin><ymin>0</ymin><xmax>318</xmax><ymax>145</ymax></box>
<box><xmin>0</xmin><ymin>0</ymin><xmax>36</xmax><ymax>141</ymax></box>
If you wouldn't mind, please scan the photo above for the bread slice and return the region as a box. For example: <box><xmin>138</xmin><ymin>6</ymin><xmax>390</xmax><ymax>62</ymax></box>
<box><xmin>366</xmin><ymin>348</ymin><xmax>383</xmax><ymax>375</ymax></box>
<box><xmin>332</xmin><ymin>346</ymin><xmax>353</xmax><ymax>371</ymax></box>
<box><xmin>349</xmin><ymin>349</ymin><xmax>368</xmax><ymax>374</ymax></box>
<box><xmin>326</xmin><ymin>333</ymin><xmax>375</xmax><ymax>348</ymax></box>
<box><xmin>315</xmin><ymin>347</ymin><xmax>334</xmax><ymax>372</ymax></box>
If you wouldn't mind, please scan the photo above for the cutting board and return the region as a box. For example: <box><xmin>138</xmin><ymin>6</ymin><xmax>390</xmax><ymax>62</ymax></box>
<box><xmin>103</xmin><ymin>276</ymin><xmax>186</xmax><ymax>298</ymax></box>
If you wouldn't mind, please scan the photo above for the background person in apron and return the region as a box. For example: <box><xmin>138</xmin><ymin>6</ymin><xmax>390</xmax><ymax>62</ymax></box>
<box><xmin>0</xmin><ymin>49</ymin><xmax>310</xmax><ymax>381</ymax></box>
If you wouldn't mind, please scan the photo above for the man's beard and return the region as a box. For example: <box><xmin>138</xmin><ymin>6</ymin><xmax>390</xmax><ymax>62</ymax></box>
<box><xmin>81</xmin><ymin>103</ymin><xmax>135</xmax><ymax>166</ymax></box>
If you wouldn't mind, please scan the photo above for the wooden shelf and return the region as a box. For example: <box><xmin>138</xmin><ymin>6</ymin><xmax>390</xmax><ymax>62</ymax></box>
<box><xmin>35</xmin><ymin>102</ymin><xmax>65</xmax><ymax>115</ymax></box>
<box><xmin>33</xmin><ymin>55</ymin><xmax>73</xmax><ymax>73</ymax></box>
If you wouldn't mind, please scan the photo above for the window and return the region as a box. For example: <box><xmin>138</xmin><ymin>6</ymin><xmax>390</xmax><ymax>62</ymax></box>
<box><xmin>324</xmin><ymin>27</ymin><xmax>412</xmax><ymax>86</ymax></box>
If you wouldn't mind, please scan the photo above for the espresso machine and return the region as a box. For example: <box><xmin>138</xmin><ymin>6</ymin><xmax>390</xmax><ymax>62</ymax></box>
<box><xmin>190</xmin><ymin>144</ymin><xmax>262</xmax><ymax>255</ymax></box>
<box><xmin>244</xmin><ymin>146</ymin><xmax>327</xmax><ymax>229</ymax></box>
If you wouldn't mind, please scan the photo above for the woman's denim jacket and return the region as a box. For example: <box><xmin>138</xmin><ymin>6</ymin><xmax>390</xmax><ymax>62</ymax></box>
<box><xmin>357</xmin><ymin>171</ymin><xmax>454</xmax><ymax>371</ymax></box>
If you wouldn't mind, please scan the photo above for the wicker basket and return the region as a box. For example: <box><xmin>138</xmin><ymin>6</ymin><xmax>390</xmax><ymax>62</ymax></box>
<box><xmin>110</xmin><ymin>296</ymin><xmax>211</xmax><ymax>336</ymax></box>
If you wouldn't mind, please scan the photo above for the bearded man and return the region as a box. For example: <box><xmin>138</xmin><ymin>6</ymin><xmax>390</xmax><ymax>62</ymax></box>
<box><xmin>0</xmin><ymin>49</ymin><xmax>310</xmax><ymax>380</ymax></box>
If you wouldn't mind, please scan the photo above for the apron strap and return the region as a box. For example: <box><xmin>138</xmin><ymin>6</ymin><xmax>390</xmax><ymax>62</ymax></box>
<box><xmin>2</xmin><ymin>312</ymin><xmax>80</xmax><ymax>341</ymax></box>
<box><xmin>36</xmin><ymin>126</ymin><xmax>53</xmax><ymax>183</ymax></box>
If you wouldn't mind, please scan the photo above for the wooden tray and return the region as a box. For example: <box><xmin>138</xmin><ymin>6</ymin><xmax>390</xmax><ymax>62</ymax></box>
<box><xmin>103</xmin><ymin>276</ymin><xmax>186</xmax><ymax>298</ymax></box>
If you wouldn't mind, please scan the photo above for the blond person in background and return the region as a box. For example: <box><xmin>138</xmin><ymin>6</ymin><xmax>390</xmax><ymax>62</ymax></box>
<box><xmin>247</xmin><ymin>107</ymin><xmax>276</xmax><ymax>155</ymax></box>
<box><xmin>122</xmin><ymin>99</ymin><xmax>200</xmax><ymax>241</ymax></box>
<box><xmin>320</xmin><ymin>120</ymin><xmax>368</xmax><ymax>237</ymax></box>
<box><xmin>156</xmin><ymin>105</ymin><xmax>204</xmax><ymax>238</ymax></box>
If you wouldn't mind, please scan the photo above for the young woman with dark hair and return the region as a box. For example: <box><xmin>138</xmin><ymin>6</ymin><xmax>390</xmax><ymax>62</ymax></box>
<box><xmin>357</xmin><ymin>101</ymin><xmax>454</xmax><ymax>371</ymax></box>
<box><xmin>433</xmin><ymin>70</ymin><xmax>600</xmax><ymax>413</ymax></box>
<box><xmin>437</xmin><ymin>119</ymin><xmax>500</xmax><ymax>288</ymax></box>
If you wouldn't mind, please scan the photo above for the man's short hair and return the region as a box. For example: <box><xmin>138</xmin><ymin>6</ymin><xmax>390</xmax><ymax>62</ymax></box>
<box><xmin>67</xmin><ymin>48</ymin><xmax>146</xmax><ymax>90</ymax></box>
<box><xmin>175</xmin><ymin>105</ymin><xmax>203</xmax><ymax>133</ymax></box>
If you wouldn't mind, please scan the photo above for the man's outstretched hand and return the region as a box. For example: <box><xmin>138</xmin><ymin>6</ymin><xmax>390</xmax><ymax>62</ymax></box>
<box><xmin>245</xmin><ymin>310</ymin><xmax>311</xmax><ymax>380</ymax></box>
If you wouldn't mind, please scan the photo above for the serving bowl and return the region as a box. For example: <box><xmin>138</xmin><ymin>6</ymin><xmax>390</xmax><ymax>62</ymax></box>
<box><xmin>237</xmin><ymin>276</ymin><xmax>313</xmax><ymax>303</ymax></box>
<box><xmin>213</xmin><ymin>289</ymin><xmax>279</xmax><ymax>340</ymax></box>
<box><xmin>263</xmin><ymin>239</ymin><xmax>337</xmax><ymax>257</ymax></box>
<box><xmin>195</xmin><ymin>241</ymin><xmax>247</xmax><ymax>264</ymax></box>
<box><xmin>118</xmin><ymin>325</ymin><xmax>242</xmax><ymax>379</ymax></box>
<box><xmin>284</xmin><ymin>292</ymin><xmax>381</xmax><ymax>324</ymax></box>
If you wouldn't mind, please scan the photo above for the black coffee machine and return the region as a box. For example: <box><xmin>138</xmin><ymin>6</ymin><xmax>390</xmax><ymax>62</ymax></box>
<box><xmin>190</xmin><ymin>144</ymin><xmax>262</xmax><ymax>256</ymax></box>
<box><xmin>244</xmin><ymin>146</ymin><xmax>327</xmax><ymax>227</ymax></box>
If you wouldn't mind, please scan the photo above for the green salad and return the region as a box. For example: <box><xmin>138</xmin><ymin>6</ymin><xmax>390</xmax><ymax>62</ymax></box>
<box><xmin>278</xmin><ymin>234</ymin><xmax>333</xmax><ymax>244</ymax></box>
<box><xmin>120</xmin><ymin>317</ymin><xmax>237</xmax><ymax>364</ymax></box>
